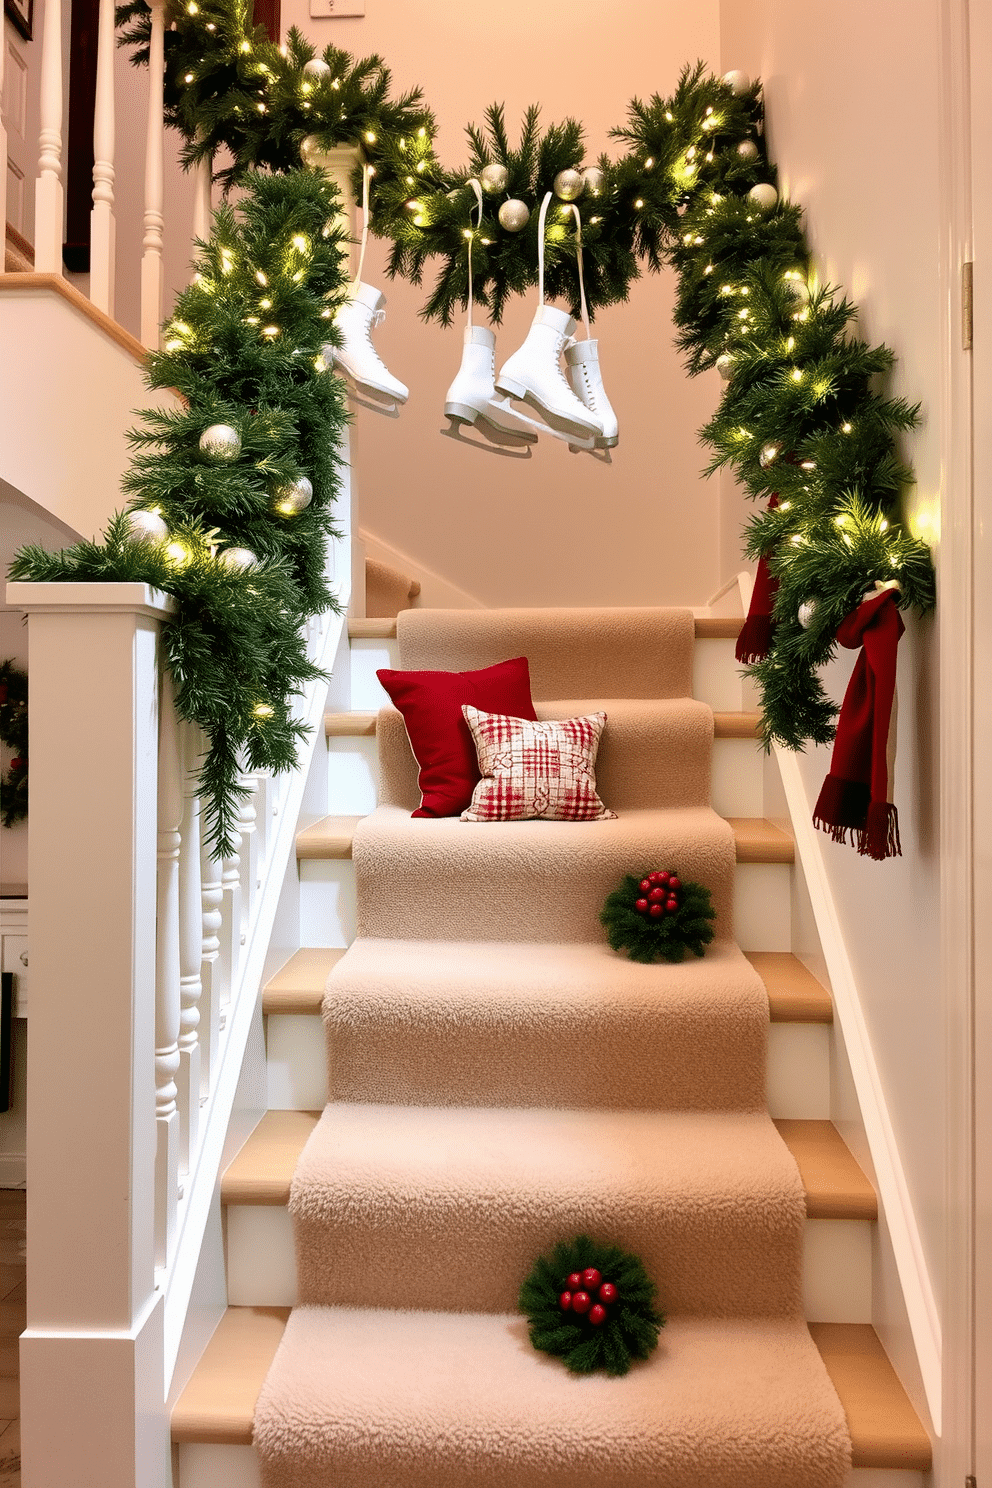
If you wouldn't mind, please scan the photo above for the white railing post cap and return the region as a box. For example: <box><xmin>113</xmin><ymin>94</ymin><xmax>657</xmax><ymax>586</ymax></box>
<box><xmin>6</xmin><ymin>581</ymin><xmax>175</xmax><ymax>618</ymax></box>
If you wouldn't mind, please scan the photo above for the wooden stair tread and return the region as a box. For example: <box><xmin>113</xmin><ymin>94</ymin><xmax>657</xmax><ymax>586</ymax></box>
<box><xmin>775</xmin><ymin>1120</ymin><xmax>877</xmax><ymax>1220</ymax></box>
<box><xmin>295</xmin><ymin>815</ymin><xmax>362</xmax><ymax>859</ymax></box>
<box><xmin>172</xmin><ymin>1305</ymin><xmax>290</xmax><ymax>1444</ymax></box>
<box><xmin>810</xmin><ymin>1323</ymin><xmax>932</xmax><ymax>1470</ymax></box>
<box><xmin>348</xmin><ymin>616</ymin><xmax>744</xmax><ymax>642</ymax></box>
<box><xmin>727</xmin><ymin>816</ymin><xmax>794</xmax><ymax>863</ymax></box>
<box><xmin>263</xmin><ymin>948</ymin><xmax>346</xmax><ymax>1013</ymax></box>
<box><xmin>222</xmin><ymin>1110</ymin><xmax>320</xmax><ymax>1204</ymax></box>
<box><xmin>325</xmin><ymin>709</ymin><xmax>762</xmax><ymax>741</ymax></box>
<box><xmin>746</xmin><ymin>952</ymin><xmax>832</xmax><ymax>1023</ymax></box>
<box><xmin>172</xmin><ymin>1307</ymin><xmax>929</xmax><ymax>1468</ymax></box>
<box><xmin>225</xmin><ymin>1112</ymin><xmax>875</xmax><ymax>1221</ymax></box>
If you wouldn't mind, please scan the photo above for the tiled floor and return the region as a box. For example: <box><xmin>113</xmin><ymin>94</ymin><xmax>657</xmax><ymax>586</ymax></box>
<box><xmin>0</xmin><ymin>1191</ymin><xmax>25</xmax><ymax>1485</ymax></box>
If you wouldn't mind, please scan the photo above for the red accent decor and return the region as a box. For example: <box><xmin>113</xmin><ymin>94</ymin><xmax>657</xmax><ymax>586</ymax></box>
<box><xmin>588</xmin><ymin>1304</ymin><xmax>607</xmax><ymax>1325</ymax></box>
<box><xmin>736</xmin><ymin>493</ymin><xmax>781</xmax><ymax>663</ymax></box>
<box><xmin>377</xmin><ymin>657</ymin><xmax>537</xmax><ymax>819</ymax></box>
<box><xmin>460</xmin><ymin>708</ymin><xmax>615</xmax><ymax>822</ymax></box>
<box><xmin>581</xmin><ymin>1268</ymin><xmax>602</xmax><ymax>1289</ymax></box>
<box><xmin>812</xmin><ymin>588</ymin><xmax>904</xmax><ymax>861</ymax></box>
<box><xmin>571</xmin><ymin>1291</ymin><xmax>591</xmax><ymax>1314</ymax></box>
<box><xmin>599</xmin><ymin>1282</ymin><xmax>618</xmax><ymax>1304</ymax></box>
<box><xmin>567</xmin><ymin>1273</ymin><xmax>583</xmax><ymax>1290</ymax></box>
<box><xmin>560</xmin><ymin>1292</ymin><xmax>573</xmax><ymax>1311</ymax></box>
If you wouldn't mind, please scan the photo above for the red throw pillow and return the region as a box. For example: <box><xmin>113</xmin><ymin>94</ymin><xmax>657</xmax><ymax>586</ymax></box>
<box><xmin>377</xmin><ymin>657</ymin><xmax>538</xmax><ymax>818</ymax></box>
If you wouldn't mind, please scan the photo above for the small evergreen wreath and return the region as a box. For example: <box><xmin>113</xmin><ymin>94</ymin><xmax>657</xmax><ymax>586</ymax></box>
<box><xmin>519</xmin><ymin>1234</ymin><xmax>664</xmax><ymax>1377</ymax></box>
<box><xmin>600</xmin><ymin>868</ymin><xmax>715</xmax><ymax>963</ymax></box>
<box><xmin>0</xmin><ymin>661</ymin><xmax>28</xmax><ymax>828</ymax></box>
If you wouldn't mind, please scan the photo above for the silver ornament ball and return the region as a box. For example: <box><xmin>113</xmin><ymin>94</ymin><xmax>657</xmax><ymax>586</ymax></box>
<box><xmin>759</xmin><ymin>444</ymin><xmax>780</xmax><ymax>470</ymax></box>
<box><xmin>553</xmin><ymin>168</ymin><xmax>584</xmax><ymax>202</ymax></box>
<box><xmin>124</xmin><ymin>509</ymin><xmax>168</xmax><ymax>545</ymax></box>
<box><xmin>722</xmin><ymin>69</ymin><xmax>752</xmax><ymax>95</ymax></box>
<box><xmin>798</xmin><ymin>599</ymin><xmax>818</xmax><ymax>631</ymax></box>
<box><xmin>784</xmin><ymin>275</ymin><xmax>811</xmax><ymax>305</ymax></box>
<box><xmin>275</xmin><ymin>477</ymin><xmax>314</xmax><ymax>515</ymax></box>
<box><xmin>582</xmin><ymin>166</ymin><xmax>606</xmax><ymax>197</ymax></box>
<box><xmin>300</xmin><ymin>134</ymin><xmax>332</xmax><ymax>170</ymax></box>
<box><xmin>218</xmin><ymin>546</ymin><xmax>258</xmax><ymax>572</ymax></box>
<box><xmin>498</xmin><ymin>199</ymin><xmax>530</xmax><ymax>233</ymax></box>
<box><xmin>748</xmin><ymin>182</ymin><xmax>778</xmax><ymax>211</ymax></box>
<box><xmin>715</xmin><ymin>353</ymin><xmax>735</xmax><ymax>381</ymax></box>
<box><xmin>302</xmin><ymin>58</ymin><xmax>331</xmax><ymax>80</ymax></box>
<box><xmin>479</xmin><ymin>163</ymin><xmax>509</xmax><ymax>195</ymax></box>
<box><xmin>736</xmin><ymin>139</ymin><xmax>759</xmax><ymax>162</ymax></box>
<box><xmin>199</xmin><ymin>423</ymin><xmax>241</xmax><ymax>461</ymax></box>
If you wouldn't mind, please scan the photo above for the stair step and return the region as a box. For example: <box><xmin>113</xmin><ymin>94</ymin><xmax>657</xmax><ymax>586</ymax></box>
<box><xmin>172</xmin><ymin>1307</ymin><xmax>929</xmax><ymax>1472</ymax></box>
<box><xmin>296</xmin><ymin>812</ymin><xmax>793</xmax><ymax>864</ymax></box>
<box><xmin>222</xmin><ymin>1110</ymin><xmax>874</xmax><ymax>1223</ymax></box>
<box><xmin>263</xmin><ymin>948</ymin><xmax>832</xmax><ymax>1027</ymax></box>
<box><xmin>347</xmin><ymin>616</ymin><xmax>745</xmax><ymax>643</ymax></box>
<box><xmin>324</xmin><ymin>708</ymin><xmax>763</xmax><ymax>740</ymax></box>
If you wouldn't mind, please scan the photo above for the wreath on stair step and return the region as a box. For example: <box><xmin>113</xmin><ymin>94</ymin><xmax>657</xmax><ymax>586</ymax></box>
<box><xmin>519</xmin><ymin>1234</ymin><xmax>665</xmax><ymax>1376</ymax></box>
<box><xmin>600</xmin><ymin>869</ymin><xmax>716</xmax><ymax>963</ymax></box>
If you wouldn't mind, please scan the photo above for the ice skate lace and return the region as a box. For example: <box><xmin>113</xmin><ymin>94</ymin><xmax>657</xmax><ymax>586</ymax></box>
<box><xmin>539</xmin><ymin>193</ymin><xmax>593</xmax><ymax>398</ymax></box>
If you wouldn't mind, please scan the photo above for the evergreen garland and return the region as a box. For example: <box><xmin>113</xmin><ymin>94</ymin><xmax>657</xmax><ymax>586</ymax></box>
<box><xmin>519</xmin><ymin>1235</ymin><xmax>664</xmax><ymax>1377</ymax></box>
<box><xmin>0</xmin><ymin>661</ymin><xmax>28</xmax><ymax>829</ymax></box>
<box><xmin>600</xmin><ymin>871</ymin><xmax>716</xmax><ymax>963</ymax></box>
<box><xmin>9</xmin><ymin>170</ymin><xmax>351</xmax><ymax>854</ymax></box>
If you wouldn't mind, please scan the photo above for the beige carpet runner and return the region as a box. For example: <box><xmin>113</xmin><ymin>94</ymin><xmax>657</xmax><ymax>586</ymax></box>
<box><xmin>253</xmin><ymin>607</ymin><xmax>851</xmax><ymax>1487</ymax></box>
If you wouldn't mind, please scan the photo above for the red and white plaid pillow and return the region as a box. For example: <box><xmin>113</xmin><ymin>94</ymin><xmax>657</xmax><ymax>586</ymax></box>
<box><xmin>460</xmin><ymin>706</ymin><xmax>616</xmax><ymax>822</ymax></box>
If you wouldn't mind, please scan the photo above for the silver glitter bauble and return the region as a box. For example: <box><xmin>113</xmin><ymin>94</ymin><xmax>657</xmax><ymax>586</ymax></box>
<box><xmin>715</xmin><ymin>353</ymin><xmax>735</xmax><ymax>381</ymax></box>
<box><xmin>553</xmin><ymin>168</ymin><xmax>584</xmax><ymax>202</ymax></box>
<box><xmin>498</xmin><ymin>199</ymin><xmax>530</xmax><ymax>232</ymax></box>
<box><xmin>124</xmin><ymin>509</ymin><xmax>168</xmax><ymax>544</ymax></box>
<box><xmin>302</xmin><ymin>58</ymin><xmax>331</xmax><ymax>80</ymax></box>
<box><xmin>722</xmin><ymin>69</ymin><xmax>751</xmax><ymax>95</ymax></box>
<box><xmin>479</xmin><ymin>163</ymin><xmax>509</xmax><ymax>194</ymax></box>
<box><xmin>798</xmin><ymin>599</ymin><xmax>818</xmax><ymax>630</ymax></box>
<box><xmin>582</xmin><ymin>166</ymin><xmax>606</xmax><ymax>197</ymax></box>
<box><xmin>759</xmin><ymin>444</ymin><xmax>780</xmax><ymax>470</ymax></box>
<box><xmin>218</xmin><ymin>546</ymin><xmax>258</xmax><ymax>571</ymax></box>
<box><xmin>199</xmin><ymin>423</ymin><xmax>241</xmax><ymax>460</ymax></box>
<box><xmin>300</xmin><ymin>134</ymin><xmax>332</xmax><ymax>169</ymax></box>
<box><xmin>275</xmin><ymin>477</ymin><xmax>313</xmax><ymax>515</ymax></box>
<box><xmin>736</xmin><ymin>140</ymin><xmax>759</xmax><ymax>162</ymax></box>
<box><xmin>748</xmin><ymin>182</ymin><xmax>778</xmax><ymax>211</ymax></box>
<box><xmin>784</xmin><ymin>275</ymin><xmax>811</xmax><ymax>305</ymax></box>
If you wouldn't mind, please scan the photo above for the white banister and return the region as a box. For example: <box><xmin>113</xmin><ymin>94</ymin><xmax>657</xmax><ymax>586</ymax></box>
<box><xmin>155</xmin><ymin>670</ymin><xmax>182</xmax><ymax>1268</ymax></box>
<box><xmin>177</xmin><ymin>723</ymin><xmax>203</xmax><ymax>1172</ymax></box>
<box><xmin>140</xmin><ymin>0</ymin><xmax>167</xmax><ymax>347</ymax></box>
<box><xmin>90</xmin><ymin>0</ymin><xmax>117</xmax><ymax>313</ymax></box>
<box><xmin>34</xmin><ymin>0</ymin><xmax>64</xmax><ymax>273</ymax></box>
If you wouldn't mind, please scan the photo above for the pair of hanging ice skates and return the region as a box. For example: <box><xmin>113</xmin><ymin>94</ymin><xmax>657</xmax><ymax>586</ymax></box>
<box><xmin>324</xmin><ymin>282</ymin><xmax>618</xmax><ymax>455</ymax></box>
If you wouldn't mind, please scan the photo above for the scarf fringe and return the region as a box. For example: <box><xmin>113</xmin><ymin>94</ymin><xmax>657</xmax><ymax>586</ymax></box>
<box><xmin>861</xmin><ymin>800</ymin><xmax>902</xmax><ymax>860</ymax></box>
<box><xmin>813</xmin><ymin>791</ymin><xmax>902</xmax><ymax>861</ymax></box>
<box><xmin>735</xmin><ymin>612</ymin><xmax>774</xmax><ymax>664</ymax></box>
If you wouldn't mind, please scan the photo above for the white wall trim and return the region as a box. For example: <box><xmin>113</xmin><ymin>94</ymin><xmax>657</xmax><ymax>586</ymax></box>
<box><xmin>737</xmin><ymin>573</ymin><xmax>942</xmax><ymax>1429</ymax></box>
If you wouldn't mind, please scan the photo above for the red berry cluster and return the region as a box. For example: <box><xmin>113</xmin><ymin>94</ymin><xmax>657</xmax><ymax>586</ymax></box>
<box><xmin>634</xmin><ymin>870</ymin><xmax>681</xmax><ymax>919</ymax></box>
<box><xmin>559</xmin><ymin>1267</ymin><xmax>619</xmax><ymax>1326</ymax></box>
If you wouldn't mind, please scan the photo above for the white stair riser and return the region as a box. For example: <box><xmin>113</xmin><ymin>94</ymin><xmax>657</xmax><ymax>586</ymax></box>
<box><xmin>350</xmin><ymin>637</ymin><xmax>399</xmax><ymax>710</ymax></box>
<box><xmin>711</xmin><ymin>737</ymin><xmax>765</xmax><ymax>817</ymax></box>
<box><xmin>326</xmin><ymin>735</ymin><xmax>379</xmax><ymax>815</ymax></box>
<box><xmin>299</xmin><ymin>860</ymin><xmax>356</xmax><ymax>948</ymax></box>
<box><xmin>176</xmin><ymin>1446</ymin><xmax>924</xmax><ymax>1488</ymax></box>
<box><xmin>225</xmin><ymin>1204</ymin><xmax>872</xmax><ymax>1323</ymax></box>
<box><xmin>300</xmin><ymin>859</ymin><xmax>792</xmax><ymax>955</ymax></box>
<box><xmin>692</xmin><ymin>637</ymin><xmax>743</xmax><ymax>711</ymax></box>
<box><xmin>265</xmin><ymin>1012</ymin><xmax>833</xmax><ymax>1121</ymax></box>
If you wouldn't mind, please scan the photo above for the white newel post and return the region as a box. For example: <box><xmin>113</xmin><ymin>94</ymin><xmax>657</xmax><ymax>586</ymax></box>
<box><xmin>90</xmin><ymin>0</ymin><xmax>117</xmax><ymax>313</ymax></box>
<box><xmin>9</xmin><ymin>582</ymin><xmax>173</xmax><ymax>1488</ymax></box>
<box><xmin>177</xmin><ymin>723</ymin><xmax>203</xmax><ymax>1172</ymax></box>
<box><xmin>140</xmin><ymin>0</ymin><xmax>167</xmax><ymax>347</ymax></box>
<box><xmin>155</xmin><ymin>673</ymin><xmax>182</xmax><ymax>1264</ymax></box>
<box><xmin>34</xmin><ymin>0</ymin><xmax>65</xmax><ymax>273</ymax></box>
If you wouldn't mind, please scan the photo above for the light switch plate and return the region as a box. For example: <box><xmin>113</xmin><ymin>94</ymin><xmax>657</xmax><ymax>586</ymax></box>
<box><xmin>309</xmin><ymin>0</ymin><xmax>365</xmax><ymax>14</ymax></box>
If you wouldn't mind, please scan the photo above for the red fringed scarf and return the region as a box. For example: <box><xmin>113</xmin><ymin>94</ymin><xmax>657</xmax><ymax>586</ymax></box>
<box><xmin>736</xmin><ymin>494</ymin><xmax>780</xmax><ymax>664</ymax></box>
<box><xmin>812</xmin><ymin>584</ymin><xmax>904</xmax><ymax>861</ymax></box>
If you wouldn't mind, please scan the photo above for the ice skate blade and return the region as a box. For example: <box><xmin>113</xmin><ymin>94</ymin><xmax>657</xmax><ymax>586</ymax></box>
<box><xmin>492</xmin><ymin>380</ymin><xmax>601</xmax><ymax>441</ymax></box>
<box><xmin>349</xmin><ymin>388</ymin><xmax>401</xmax><ymax>418</ymax></box>
<box><xmin>569</xmin><ymin>442</ymin><xmax>614</xmax><ymax>464</ymax></box>
<box><xmin>486</xmin><ymin>395</ymin><xmax>595</xmax><ymax>450</ymax></box>
<box><xmin>441</xmin><ymin>416</ymin><xmax>535</xmax><ymax>457</ymax></box>
<box><xmin>332</xmin><ymin>358</ymin><xmax>409</xmax><ymax>407</ymax></box>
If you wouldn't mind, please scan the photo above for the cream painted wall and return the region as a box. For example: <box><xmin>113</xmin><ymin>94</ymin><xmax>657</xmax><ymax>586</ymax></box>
<box><xmin>283</xmin><ymin>0</ymin><xmax>724</xmax><ymax>607</ymax></box>
<box><xmin>720</xmin><ymin>0</ymin><xmax>945</xmax><ymax>1352</ymax></box>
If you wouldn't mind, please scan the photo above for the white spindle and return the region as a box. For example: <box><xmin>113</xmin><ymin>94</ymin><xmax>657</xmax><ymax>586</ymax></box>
<box><xmin>238</xmin><ymin>773</ymin><xmax>260</xmax><ymax>921</ymax></box>
<box><xmin>177</xmin><ymin>723</ymin><xmax>203</xmax><ymax>1173</ymax></box>
<box><xmin>34</xmin><ymin>0</ymin><xmax>64</xmax><ymax>273</ymax></box>
<box><xmin>140</xmin><ymin>0</ymin><xmax>167</xmax><ymax>347</ymax></box>
<box><xmin>155</xmin><ymin>674</ymin><xmax>182</xmax><ymax>1268</ymax></box>
<box><xmin>199</xmin><ymin>794</ymin><xmax>224</xmax><ymax>1089</ymax></box>
<box><xmin>89</xmin><ymin>0</ymin><xmax>117</xmax><ymax>313</ymax></box>
<box><xmin>1</xmin><ymin>10</ymin><xmax>8</xmax><ymax>275</ymax></box>
<box><xmin>220</xmin><ymin>823</ymin><xmax>243</xmax><ymax>1002</ymax></box>
<box><xmin>192</xmin><ymin>149</ymin><xmax>213</xmax><ymax>248</ymax></box>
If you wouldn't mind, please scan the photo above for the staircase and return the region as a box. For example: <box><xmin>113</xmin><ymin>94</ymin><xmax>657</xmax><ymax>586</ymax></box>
<box><xmin>172</xmin><ymin>608</ymin><xmax>931</xmax><ymax>1488</ymax></box>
